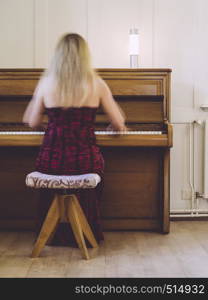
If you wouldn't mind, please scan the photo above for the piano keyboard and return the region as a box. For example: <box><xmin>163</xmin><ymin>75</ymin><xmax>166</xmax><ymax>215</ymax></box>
<box><xmin>0</xmin><ymin>131</ymin><xmax>163</xmax><ymax>135</ymax></box>
<box><xmin>96</xmin><ymin>131</ymin><xmax>162</xmax><ymax>135</ymax></box>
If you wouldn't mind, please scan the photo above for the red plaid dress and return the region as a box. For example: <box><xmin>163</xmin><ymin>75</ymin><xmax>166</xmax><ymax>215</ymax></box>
<box><xmin>35</xmin><ymin>107</ymin><xmax>104</xmax><ymax>246</ymax></box>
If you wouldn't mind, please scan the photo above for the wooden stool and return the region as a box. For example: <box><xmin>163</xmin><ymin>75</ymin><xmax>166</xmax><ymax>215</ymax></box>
<box><xmin>26</xmin><ymin>172</ymin><xmax>101</xmax><ymax>260</ymax></box>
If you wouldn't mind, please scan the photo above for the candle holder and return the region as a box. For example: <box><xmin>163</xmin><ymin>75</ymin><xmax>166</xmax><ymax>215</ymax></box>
<box><xmin>129</xmin><ymin>28</ymin><xmax>139</xmax><ymax>68</ymax></box>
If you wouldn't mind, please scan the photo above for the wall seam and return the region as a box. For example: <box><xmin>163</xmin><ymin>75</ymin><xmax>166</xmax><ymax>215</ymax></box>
<box><xmin>33</xmin><ymin>0</ymin><xmax>36</xmax><ymax>67</ymax></box>
<box><xmin>86</xmin><ymin>0</ymin><xmax>89</xmax><ymax>41</ymax></box>
<box><xmin>152</xmin><ymin>0</ymin><xmax>155</xmax><ymax>67</ymax></box>
<box><xmin>46</xmin><ymin>0</ymin><xmax>49</xmax><ymax>66</ymax></box>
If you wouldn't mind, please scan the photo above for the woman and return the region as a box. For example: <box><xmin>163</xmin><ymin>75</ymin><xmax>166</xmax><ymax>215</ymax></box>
<box><xmin>23</xmin><ymin>33</ymin><xmax>127</xmax><ymax>246</ymax></box>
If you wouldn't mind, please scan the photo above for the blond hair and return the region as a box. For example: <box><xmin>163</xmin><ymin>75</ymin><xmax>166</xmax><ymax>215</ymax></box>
<box><xmin>44</xmin><ymin>33</ymin><xmax>97</xmax><ymax>107</ymax></box>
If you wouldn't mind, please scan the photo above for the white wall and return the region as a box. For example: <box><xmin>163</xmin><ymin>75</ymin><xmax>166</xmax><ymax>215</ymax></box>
<box><xmin>0</xmin><ymin>0</ymin><xmax>34</xmax><ymax>67</ymax></box>
<box><xmin>1</xmin><ymin>0</ymin><xmax>208</xmax><ymax>212</ymax></box>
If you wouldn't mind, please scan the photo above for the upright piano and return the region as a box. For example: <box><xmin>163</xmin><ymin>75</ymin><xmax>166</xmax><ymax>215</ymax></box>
<box><xmin>0</xmin><ymin>68</ymin><xmax>172</xmax><ymax>233</ymax></box>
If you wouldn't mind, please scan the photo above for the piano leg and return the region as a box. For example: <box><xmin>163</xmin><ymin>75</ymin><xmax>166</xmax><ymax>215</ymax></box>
<box><xmin>163</xmin><ymin>148</ymin><xmax>170</xmax><ymax>233</ymax></box>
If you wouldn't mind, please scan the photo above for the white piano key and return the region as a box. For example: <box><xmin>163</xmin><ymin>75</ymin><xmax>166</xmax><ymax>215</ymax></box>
<box><xmin>0</xmin><ymin>131</ymin><xmax>163</xmax><ymax>135</ymax></box>
<box><xmin>95</xmin><ymin>131</ymin><xmax>162</xmax><ymax>135</ymax></box>
<box><xmin>0</xmin><ymin>131</ymin><xmax>44</xmax><ymax>135</ymax></box>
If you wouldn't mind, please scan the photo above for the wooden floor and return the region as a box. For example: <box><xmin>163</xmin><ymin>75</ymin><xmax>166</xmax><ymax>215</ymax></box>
<box><xmin>0</xmin><ymin>221</ymin><xmax>208</xmax><ymax>278</ymax></box>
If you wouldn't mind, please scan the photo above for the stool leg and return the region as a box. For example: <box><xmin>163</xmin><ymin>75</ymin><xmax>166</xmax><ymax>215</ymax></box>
<box><xmin>46</xmin><ymin>217</ymin><xmax>59</xmax><ymax>245</ymax></box>
<box><xmin>67</xmin><ymin>197</ymin><xmax>90</xmax><ymax>260</ymax></box>
<box><xmin>71</xmin><ymin>195</ymin><xmax>98</xmax><ymax>248</ymax></box>
<box><xmin>31</xmin><ymin>195</ymin><xmax>60</xmax><ymax>258</ymax></box>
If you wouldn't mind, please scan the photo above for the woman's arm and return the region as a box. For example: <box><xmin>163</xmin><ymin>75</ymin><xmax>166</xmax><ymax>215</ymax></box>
<box><xmin>23</xmin><ymin>79</ymin><xmax>45</xmax><ymax>128</ymax></box>
<box><xmin>99</xmin><ymin>78</ymin><xmax>127</xmax><ymax>131</ymax></box>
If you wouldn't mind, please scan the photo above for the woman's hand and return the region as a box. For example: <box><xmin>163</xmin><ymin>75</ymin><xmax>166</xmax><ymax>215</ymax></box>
<box><xmin>106</xmin><ymin>123</ymin><xmax>129</xmax><ymax>134</ymax></box>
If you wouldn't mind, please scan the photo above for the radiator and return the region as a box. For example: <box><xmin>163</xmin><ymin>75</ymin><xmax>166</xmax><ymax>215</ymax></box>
<box><xmin>204</xmin><ymin>120</ymin><xmax>208</xmax><ymax>198</ymax></box>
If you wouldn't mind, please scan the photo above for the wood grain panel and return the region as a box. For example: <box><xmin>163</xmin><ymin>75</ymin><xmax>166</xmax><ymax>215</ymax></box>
<box><xmin>101</xmin><ymin>147</ymin><xmax>162</xmax><ymax>222</ymax></box>
<box><xmin>105</xmin><ymin>79</ymin><xmax>160</xmax><ymax>95</ymax></box>
<box><xmin>0</xmin><ymin>147</ymin><xmax>39</xmax><ymax>220</ymax></box>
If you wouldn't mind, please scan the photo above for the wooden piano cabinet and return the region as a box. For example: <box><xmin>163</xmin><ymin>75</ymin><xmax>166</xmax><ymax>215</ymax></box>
<box><xmin>0</xmin><ymin>68</ymin><xmax>172</xmax><ymax>234</ymax></box>
<box><xmin>0</xmin><ymin>145</ymin><xmax>169</xmax><ymax>233</ymax></box>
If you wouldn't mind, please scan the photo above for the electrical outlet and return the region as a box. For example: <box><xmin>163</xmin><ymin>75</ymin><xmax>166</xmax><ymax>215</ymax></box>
<box><xmin>181</xmin><ymin>190</ymin><xmax>192</xmax><ymax>200</ymax></box>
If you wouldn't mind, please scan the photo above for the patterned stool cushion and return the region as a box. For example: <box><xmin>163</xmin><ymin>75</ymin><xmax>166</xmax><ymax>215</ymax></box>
<box><xmin>26</xmin><ymin>172</ymin><xmax>101</xmax><ymax>189</ymax></box>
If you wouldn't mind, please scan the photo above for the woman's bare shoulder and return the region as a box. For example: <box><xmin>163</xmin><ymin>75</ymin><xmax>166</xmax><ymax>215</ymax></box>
<box><xmin>95</xmin><ymin>75</ymin><xmax>109</xmax><ymax>93</ymax></box>
<box><xmin>96</xmin><ymin>75</ymin><xmax>105</xmax><ymax>84</ymax></box>
<box><xmin>35</xmin><ymin>75</ymin><xmax>47</xmax><ymax>93</ymax></box>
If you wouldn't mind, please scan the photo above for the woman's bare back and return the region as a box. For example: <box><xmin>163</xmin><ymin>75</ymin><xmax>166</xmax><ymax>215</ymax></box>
<box><xmin>42</xmin><ymin>75</ymin><xmax>101</xmax><ymax>108</ymax></box>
